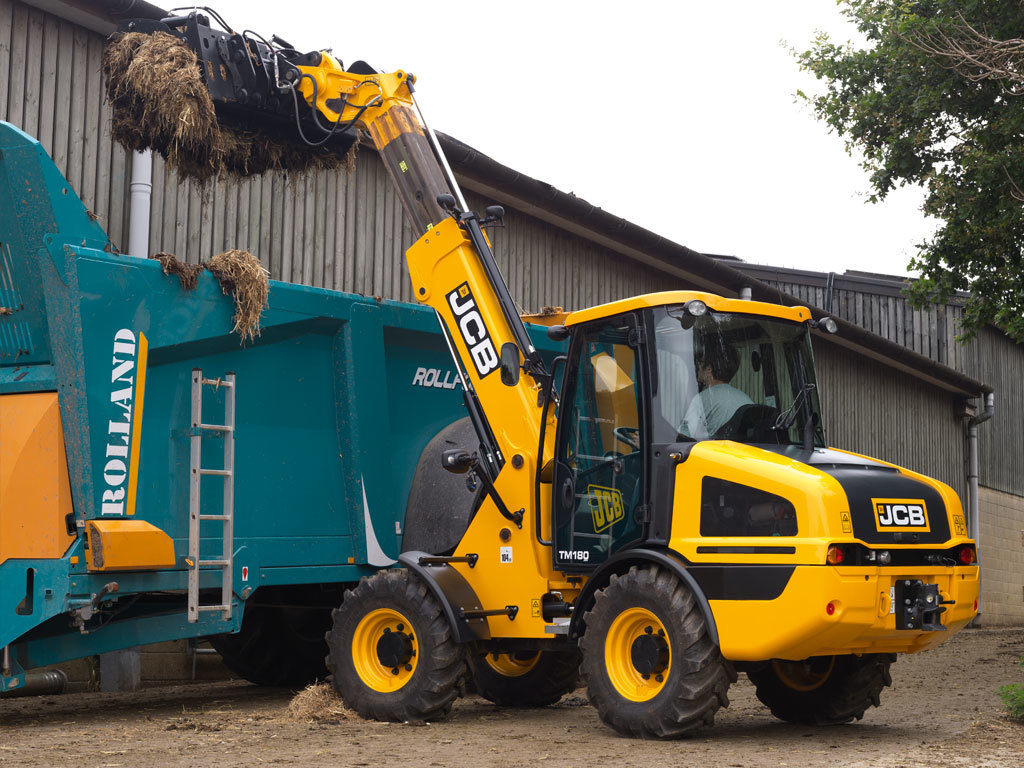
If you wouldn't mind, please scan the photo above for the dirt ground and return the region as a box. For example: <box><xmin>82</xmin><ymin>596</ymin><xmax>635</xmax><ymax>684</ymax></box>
<box><xmin>2</xmin><ymin>627</ymin><xmax>1022</xmax><ymax>768</ymax></box>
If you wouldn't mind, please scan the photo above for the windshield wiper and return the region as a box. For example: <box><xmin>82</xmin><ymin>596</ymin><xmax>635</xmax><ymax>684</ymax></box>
<box><xmin>772</xmin><ymin>383</ymin><xmax>816</xmax><ymax>434</ymax></box>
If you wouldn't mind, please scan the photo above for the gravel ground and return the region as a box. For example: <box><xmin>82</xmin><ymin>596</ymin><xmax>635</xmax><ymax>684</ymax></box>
<box><xmin>1</xmin><ymin>627</ymin><xmax>1021</xmax><ymax>767</ymax></box>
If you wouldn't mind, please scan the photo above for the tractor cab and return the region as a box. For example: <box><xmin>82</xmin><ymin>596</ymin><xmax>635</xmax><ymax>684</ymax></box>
<box><xmin>550</xmin><ymin>291</ymin><xmax>823</xmax><ymax>572</ymax></box>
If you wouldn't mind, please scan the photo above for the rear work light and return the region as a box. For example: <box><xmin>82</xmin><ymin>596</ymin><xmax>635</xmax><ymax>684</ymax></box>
<box><xmin>826</xmin><ymin>545</ymin><xmax>846</xmax><ymax>565</ymax></box>
<box><xmin>958</xmin><ymin>546</ymin><xmax>977</xmax><ymax>565</ymax></box>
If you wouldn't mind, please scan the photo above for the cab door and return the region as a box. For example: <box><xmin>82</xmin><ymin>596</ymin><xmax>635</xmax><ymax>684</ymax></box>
<box><xmin>552</xmin><ymin>314</ymin><xmax>647</xmax><ymax>571</ymax></box>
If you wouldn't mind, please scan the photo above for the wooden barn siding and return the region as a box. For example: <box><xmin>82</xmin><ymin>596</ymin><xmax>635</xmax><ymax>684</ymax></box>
<box><xmin>0</xmin><ymin>0</ymin><xmax>130</xmax><ymax>249</ymax></box>
<box><xmin>973</xmin><ymin>330</ymin><xmax>1024</xmax><ymax>497</ymax></box>
<box><xmin>815</xmin><ymin>339</ymin><xmax>968</xmax><ymax>503</ymax></box>
<box><xmin>148</xmin><ymin>152</ymin><xmax>674</xmax><ymax>313</ymax></box>
<box><xmin>767</xmin><ymin>278</ymin><xmax>1023</xmax><ymax>497</ymax></box>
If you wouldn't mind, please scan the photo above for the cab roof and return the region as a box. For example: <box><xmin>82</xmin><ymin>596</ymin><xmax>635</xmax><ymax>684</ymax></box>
<box><xmin>564</xmin><ymin>291</ymin><xmax>812</xmax><ymax>327</ymax></box>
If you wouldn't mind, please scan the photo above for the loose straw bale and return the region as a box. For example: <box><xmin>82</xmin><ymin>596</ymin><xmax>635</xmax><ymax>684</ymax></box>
<box><xmin>150</xmin><ymin>251</ymin><xmax>204</xmax><ymax>290</ymax></box>
<box><xmin>206</xmin><ymin>249</ymin><xmax>269</xmax><ymax>343</ymax></box>
<box><xmin>287</xmin><ymin>683</ymin><xmax>358</xmax><ymax>723</ymax></box>
<box><xmin>103</xmin><ymin>32</ymin><xmax>357</xmax><ymax>182</ymax></box>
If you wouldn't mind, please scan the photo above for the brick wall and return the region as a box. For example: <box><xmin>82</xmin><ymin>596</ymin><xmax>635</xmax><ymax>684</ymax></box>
<box><xmin>978</xmin><ymin>486</ymin><xmax>1024</xmax><ymax>624</ymax></box>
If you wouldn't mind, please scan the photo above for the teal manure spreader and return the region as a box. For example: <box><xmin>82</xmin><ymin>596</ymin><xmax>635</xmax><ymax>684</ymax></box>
<box><xmin>0</xmin><ymin>121</ymin><xmax>548</xmax><ymax>691</ymax></box>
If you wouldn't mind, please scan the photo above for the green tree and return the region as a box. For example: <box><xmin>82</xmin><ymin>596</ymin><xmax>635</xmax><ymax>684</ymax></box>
<box><xmin>798</xmin><ymin>1</ymin><xmax>1024</xmax><ymax>341</ymax></box>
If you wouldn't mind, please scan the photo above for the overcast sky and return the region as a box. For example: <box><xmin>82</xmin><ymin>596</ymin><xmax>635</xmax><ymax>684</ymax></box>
<box><xmin>201</xmin><ymin>0</ymin><xmax>934</xmax><ymax>277</ymax></box>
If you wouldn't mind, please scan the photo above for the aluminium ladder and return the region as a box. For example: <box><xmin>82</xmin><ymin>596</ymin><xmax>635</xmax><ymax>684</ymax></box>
<box><xmin>187</xmin><ymin>368</ymin><xmax>236</xmax><ymax>623</ymax></box>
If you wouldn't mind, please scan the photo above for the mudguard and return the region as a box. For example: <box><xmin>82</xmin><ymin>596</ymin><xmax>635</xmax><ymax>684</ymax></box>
<box><xmin>568</xmin><ymin>547</ymin><xmax>719</xmax><ymax>648</ymax></box>
<box><xmin>398</xmin><ymin>551</ymin><xmax>490</xmax><ymax>643</ymax></box>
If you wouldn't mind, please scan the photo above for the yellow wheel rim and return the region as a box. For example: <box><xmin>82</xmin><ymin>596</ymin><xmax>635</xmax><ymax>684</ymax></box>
<box><xmin>484</xmin><ymin>651</ymin><xmax>540</xmax><ymax>678</ymax></box>
<box><xmin>604</xmin><ymin>607</ymin><xmax>671</xmax><ymax>702</ymax></box>
<box><xmin>772</xmin><ymin>657</ymin><xmax>835</xmax><ymax>692</ymax></box>
<box><xmin>351</xmin><ymin>608</ymin><xmax>418</xmax><ymax>693</ymax></box>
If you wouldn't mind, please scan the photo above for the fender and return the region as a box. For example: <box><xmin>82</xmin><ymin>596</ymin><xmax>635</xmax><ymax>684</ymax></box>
<box><xmin>398</xmin><ymin>551</ymin><xmax>490</xmax><ymax>644</ymax></box>
<box><xmin>568</xmin><ymin>547</ymin><xmax>719</xmax><ymax>648</ymax></box>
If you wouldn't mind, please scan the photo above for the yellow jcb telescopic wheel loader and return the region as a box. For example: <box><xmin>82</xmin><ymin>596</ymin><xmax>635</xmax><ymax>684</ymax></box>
<box><xmin>113</xmin><ymin>10</ymin><xmax>980</xmax><ymax>738</ymax></box>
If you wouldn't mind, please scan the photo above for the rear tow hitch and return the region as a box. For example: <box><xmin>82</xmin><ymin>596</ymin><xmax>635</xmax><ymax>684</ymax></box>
<box><xmin>895</xmin><ymin>580</ymin><xmax>951</xmax><ymax>631</ymax></box>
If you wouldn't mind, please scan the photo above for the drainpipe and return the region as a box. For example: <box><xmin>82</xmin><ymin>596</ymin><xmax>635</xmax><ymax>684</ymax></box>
<box><xmin>967</xmin><ymin>391</ymin><xmax>995</xmax><ymax>614</ymax></box>
<box><xmin>128</xmin><ymin>149</ymin><xmax>153</xmax><ymax>258</ymax></box>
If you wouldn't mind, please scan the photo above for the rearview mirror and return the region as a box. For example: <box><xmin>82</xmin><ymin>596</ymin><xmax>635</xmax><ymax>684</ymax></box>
<box><xmin>441</xmin><ymin>449</ymin><xmax>474</xmax><ymax>474</ymax></box>
<box><xmin>500</xmin><ymin>342</ymin><xmax>521</xmax><ymax>386</ymax></box>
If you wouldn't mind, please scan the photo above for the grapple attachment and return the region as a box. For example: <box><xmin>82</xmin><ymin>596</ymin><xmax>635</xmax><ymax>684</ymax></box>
<box><xmin>108</xmin><ymin>10</ymin><xmax>361</xmax><ymax>178</ymax></box>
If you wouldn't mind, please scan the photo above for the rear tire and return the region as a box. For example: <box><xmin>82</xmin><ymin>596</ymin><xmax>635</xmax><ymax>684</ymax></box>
<box><xmin>580</xmin><ymin>565</ymin><xmax>734</xmax><ymax>738</ymax></box>
<box><xmin>469</xmin><ymin>649</ymin><xmax>581</xmax><ymax>707</ymax></box>
<box><xmin>210</xmin><ymin>605</ymin><xmax>330</xmax><ymax>687</ymax></box>
<box><xmin>746</xmin><ymin>653</ymin><xmax>896</xmax><ymax>725</ymax></box>
<box><xmin>326</xmin><ymin>569</ymin><xmax>467</xmax><ymax>721</ymax></box>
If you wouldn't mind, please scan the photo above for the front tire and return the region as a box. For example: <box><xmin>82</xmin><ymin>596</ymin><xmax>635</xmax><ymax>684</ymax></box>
<box><xmin>746</xmin><ymin>653</ymin><xmax>896</xmax><ymax>725</ymax></box>
<box><xmin>469</xmin><ymin>648</ymin><xmax>581</xmax><ymax>707</ymax></box>
<box><xmin>580</xmin><ymin>565</ymin><xmax>734</xmax><ymax>738</ymax></box>
<box><xmin>326</xmin><ymin>569</ymin><xmax>467</xmax><ymax>721</ymax></box>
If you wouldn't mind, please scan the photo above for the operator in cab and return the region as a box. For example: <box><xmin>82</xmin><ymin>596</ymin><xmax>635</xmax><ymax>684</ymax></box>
<box><xmin>681</xmin><ymin>340</ymin><xmax>752</xmax><ymax>439</ymax></box>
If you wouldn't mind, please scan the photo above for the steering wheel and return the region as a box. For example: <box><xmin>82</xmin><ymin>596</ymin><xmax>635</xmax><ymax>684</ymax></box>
<box><xmin>613</xmin><ymin>426</ymin><xmax>641</xmax><ymax>451</ymax></box>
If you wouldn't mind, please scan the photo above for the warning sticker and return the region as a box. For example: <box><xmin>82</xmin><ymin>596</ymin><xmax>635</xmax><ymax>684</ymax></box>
<box><xmin>952</xmin><ymin>514</ymin><xmax>967</xmax><ymax>536</ymax></box>
<box><xmin>840</xmin><ymin>511</ymin><xmax>853</xmax><ymax>534</ymax></box>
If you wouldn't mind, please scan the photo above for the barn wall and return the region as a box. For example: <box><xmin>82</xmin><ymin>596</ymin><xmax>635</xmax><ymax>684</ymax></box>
<box><xmin>764</xmin><ymin>276</ymin><xmax>1022</xmax><ymax>497</ymax></box>
<box><xmin>814</xmin><ymin>339</ymin><xmax>967</xmax><ymax>503</ymax></box>
<box><xmin>978</xmin><ymin>486</ymin><xmax>1024</xmax><ymax>624</ymax></box>
<box><xmin>0</xmin><ymin>0</ymin><xmax>131</xmax><ymax>248</ymax></box>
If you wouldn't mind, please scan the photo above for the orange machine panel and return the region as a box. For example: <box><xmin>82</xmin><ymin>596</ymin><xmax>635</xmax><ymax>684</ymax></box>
<box><xmin>84</xmin><ymin>519</ymin><xmax>175</xmax><ymax>571</ymax></box>
<box><xmin>0</xmin><ymin>392</ymin><xmax>77</xmax><ymax>564</ymax></box>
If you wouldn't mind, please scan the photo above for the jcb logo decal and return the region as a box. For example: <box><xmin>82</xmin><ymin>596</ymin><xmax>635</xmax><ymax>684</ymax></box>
<box><xmin>872</xmin><ymin>498</ymin><xmax>930</xmax><ymax>532</ymax></box>
<box><xmin>588</xmin><ymin>485</ymin><xmax>625</xmax><ymax>533</ymax></box>
<box><xmin>447</xmin><ymin>282</ymin><xmax>498</xmax><ymax>378</ymax></box>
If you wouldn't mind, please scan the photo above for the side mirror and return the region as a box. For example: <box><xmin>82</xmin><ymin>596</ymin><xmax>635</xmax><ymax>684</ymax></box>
<box><xmin>547</xmin><ymin>324</ymin><xmax>570</xmax><ymax>341</ymax></box>
<box><xmin>441</xmin><ymin>449</ymin><xmax>474</xmax><ymax>474</ymax></box>
<box><xmin>500</xmin><ymin>342</ymin><xmax>520</xmax><ymax>386</ymax></box>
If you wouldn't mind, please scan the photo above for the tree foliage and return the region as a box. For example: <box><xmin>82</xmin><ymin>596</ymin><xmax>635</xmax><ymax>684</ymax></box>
<box><xmin>798</xmin><ymin>1</ymin><xmax>1024</xmax><ymax>341</ymax></box>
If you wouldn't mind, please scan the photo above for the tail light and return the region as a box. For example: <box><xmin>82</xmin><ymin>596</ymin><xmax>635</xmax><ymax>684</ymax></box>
<box><xmin>958</xmin><ymin>546</ymin><xmax>976</xmax><ymax>565</ymax></box>
<box><xmin>826</xmin><ymin>545</ymin><xmax>846</xmax><ymax>565</ymax></box>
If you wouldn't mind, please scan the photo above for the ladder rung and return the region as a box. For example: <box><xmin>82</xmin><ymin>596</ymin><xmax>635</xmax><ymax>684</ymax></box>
<box><xmin>198</xmin><ymin>559</ymin><xmax>230</xmax><ymax>567</ymax></box>
<box><xmin>199</xmin><ymin>468</ymin><xmax>232</xmax><ymax>476</ymax></box>
<box><xmin>201</xmin><ymin>378</ymin><xmax>234</xmax><ymax>388</ymax></box>
<box><xmin>198</xmin><ymin>514</ymin><xmax>231</xmax><ymax>521</ymax></box>
<box><xmin>197</xmin><ymin>422</ymin><xmax>234</xmax><ymax>432</ymax></box>
<box><xmin>196</xmin><ymin>604</ymin><xmax>232</xmax><ymax>612</ymax></box>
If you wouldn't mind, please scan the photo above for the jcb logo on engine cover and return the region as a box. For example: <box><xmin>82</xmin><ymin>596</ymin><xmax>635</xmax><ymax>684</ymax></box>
<box><xmin>588</xmin><ymin>484</ymin><xmax>625</xmax><ymax>533</ymax></box>
<box><xmin>447</xmin><ymin>282</ymin><xmax>498</xmax><ymax>378</ymax></box>
<box><xmin>872</xmin><ymin>498</ymin><xmax>930</xmax><ymax>532</ymax></box>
